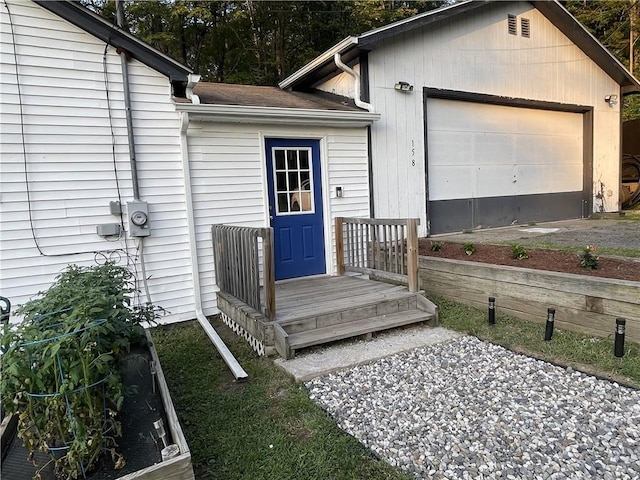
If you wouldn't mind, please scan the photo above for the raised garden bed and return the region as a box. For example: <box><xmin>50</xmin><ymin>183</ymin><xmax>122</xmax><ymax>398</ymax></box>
<box><xmin>419</xmin><ymin>256</ymin><xmax>640</xmax><ymax>343</ymax></box>
<box><xmin>1</xmin><ymin>330</ymin><xmax>194</xmax><ymax>480</ymax></box>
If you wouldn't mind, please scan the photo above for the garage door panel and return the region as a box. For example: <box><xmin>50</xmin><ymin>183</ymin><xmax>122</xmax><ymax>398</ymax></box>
<box><xmin>428</xmin><ymin>132</ymin><xmax>474</xmax><ymax>166</ymax></box>
<box><xmin>516</xmin><ymin>164</ymin><xmax>582</xmax><ymax>194</ymax></box>
<box><xmin>476</xmin><ymin>166</ymin><xmax>516</xmax><ymax>198</ymax></box>
<box><xmin>474</xmin><ymin>133</ymin><xmax>515</xmax><ymax>165</ymax></box>
<box><xmin>429</xmin><ymin>166</ymin><xmax>475</xmax><ymax>200</ymax></box>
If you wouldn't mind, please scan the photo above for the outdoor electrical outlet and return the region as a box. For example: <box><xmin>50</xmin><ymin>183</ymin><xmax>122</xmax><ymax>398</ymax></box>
<box><xmin>127</xmin><ymin>201</ymin><xmax>150</xmax><ymax>237</ymax></box>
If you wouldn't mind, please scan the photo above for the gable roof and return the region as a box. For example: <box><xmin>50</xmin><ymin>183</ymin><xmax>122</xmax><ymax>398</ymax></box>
<box><xmin>279</xmin><ymin>0</ymin><xmax>640</xmax><ymax>94</ymax></box>
<box><xmin>33</xmin><ymin>0</ymin><xmax>192</xmax><ymax>94</ymax></box>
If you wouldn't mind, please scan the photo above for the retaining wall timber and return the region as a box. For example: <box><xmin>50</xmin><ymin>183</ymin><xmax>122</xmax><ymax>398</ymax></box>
<box><xmin>419</xmin><ymin>256</ymin><xmax>640</xmax><ymax>343</ymax></box>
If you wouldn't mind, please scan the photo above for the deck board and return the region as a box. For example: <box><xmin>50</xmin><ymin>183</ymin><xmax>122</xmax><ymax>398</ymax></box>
<box><xmin>272</xmin><ymin>276</ymin><xmax>410</xmax><ymax>323</ymax></box>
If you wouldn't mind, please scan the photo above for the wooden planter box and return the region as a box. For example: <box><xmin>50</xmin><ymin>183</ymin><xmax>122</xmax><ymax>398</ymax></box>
<box><xmin>1</xmin><ymin>330</ymin><xmax>195</xmax><ymax>480</ymax></box>
<box><xmin>419</xmin><ymin>256</ymin><xmax>640</xmax><ymax>343</ymax></box>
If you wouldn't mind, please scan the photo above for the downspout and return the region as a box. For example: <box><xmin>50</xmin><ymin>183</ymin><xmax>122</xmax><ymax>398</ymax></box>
<box><xmin>179</xmin><ymin>112</ymin><xmax>248</xmax><ymax>381</ymax></box>
<box><xmin>116</xmin><ymin>0</ymin><xmax>140</xmax><ymax>200</ymax></box>
<box><xmin>334</xmin><ymin>53</ymin><xmax>374</xmax><ymax>112</ymax></box>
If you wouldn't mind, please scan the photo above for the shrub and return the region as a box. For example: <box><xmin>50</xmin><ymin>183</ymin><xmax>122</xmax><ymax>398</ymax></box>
<box><xmin>1</xmin><ymin>262</ymin><xmax>164</xmax><ymax>479</ymax></box>
<box><xmin>510</xmin><ymin>244</ymin><xmax>529</xmax><ymax>260</ymax></box>
<box><xmin>579</xmin><ymin>245</ymin><xmax>599</xmax><ymax>269</ymax></box>
<box><xmin>430</xmin><ymin>241</ymin><xmax>443</xmax><ymax>252</ymax></box>
<box><xmin>463</xmin><ymin>242</ymin><xmax>476</xmax><ymax>256</ymax></box>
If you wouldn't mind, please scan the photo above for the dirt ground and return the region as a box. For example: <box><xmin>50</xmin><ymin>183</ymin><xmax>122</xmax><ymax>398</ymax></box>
<box><xmin>420</xmin><ymin>216</ymin><xmax>640</xmax><ymax>282</ymax></box>
<box><xmin>418</xmin><ymin>241</ymin><xmax>640</xmax><ymax>282</ymax></box>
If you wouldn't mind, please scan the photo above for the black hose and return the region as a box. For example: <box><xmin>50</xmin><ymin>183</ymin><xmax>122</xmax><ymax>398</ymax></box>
<box><xmin>621</xmin><ymin>154</ymin><xmax>640</xmax><ymax>209</ymax></box>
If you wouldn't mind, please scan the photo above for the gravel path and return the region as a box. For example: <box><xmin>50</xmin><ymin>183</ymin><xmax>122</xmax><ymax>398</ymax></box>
<box><xmin>306</xmin><ymin>336</ymin><xmax>640</xmax><ymax>479</ymax></box>
<box><xmin>517</xmin><ymin>222</ymin><xmax>640</xmax><ymax>251</ymax></box>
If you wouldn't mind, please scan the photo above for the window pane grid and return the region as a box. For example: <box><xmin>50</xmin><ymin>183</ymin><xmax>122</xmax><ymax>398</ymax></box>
<box><xmin>272</xmin><ymin>147</ymin><xmax>314</xmax><ymax>215</ymax></box>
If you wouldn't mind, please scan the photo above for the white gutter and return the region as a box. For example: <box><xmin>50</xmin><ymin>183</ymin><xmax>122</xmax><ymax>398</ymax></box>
<box><xmin>178</xmin><ymin>111</ymin><xmax>248</xmax><ymax>381</ymax></box>
<box><xmin>175</xmin><ymin>103</ymin><xmax>379</xmax><ymax>126</ymax></box>
<box><xmin>186</xmin><ymin>73</ymin><xmax>201</xmax><ymax>104</ymax></box>
<box><xmin>279</xmin><ymin>36</ymin><xmax>358</xmax><ymax>89</ymax></box>
<box><xmin>333</xmin><ymin>53</ymin><xmax>374</xmax><ymax>112</ymax></box>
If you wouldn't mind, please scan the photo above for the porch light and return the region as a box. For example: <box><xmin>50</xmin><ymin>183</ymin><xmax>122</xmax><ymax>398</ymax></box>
<box><xmin>394</xmin><ymin>81</ymin><xmax>413</xmax><ymax>92</ymax></box>
<box><xmin>605</xmin><ymin>94</ymin><xmax>618</xmax><ymax>107</ymax></box>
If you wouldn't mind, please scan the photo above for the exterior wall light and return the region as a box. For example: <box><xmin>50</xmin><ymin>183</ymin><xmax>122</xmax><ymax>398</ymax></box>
<box><xmin>394</xmin><ymin>81</ymin><xmax>413</xmax><ymax>92</ymax></box>
<box><xmin>605</xmin><ymin>94</ymin><xmax>618</xmax><ymax>107</ymax></box>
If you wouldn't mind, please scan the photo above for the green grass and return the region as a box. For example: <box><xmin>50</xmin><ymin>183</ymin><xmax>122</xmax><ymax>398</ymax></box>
<box><xmin>497</xmin><ymin>241</ymin><xmax>640</xmax><ymax>258</ymax></box>
<box><xmin>151</xmin><ymin>321</ymin><xmax>411</xmax><ymax>480</ymax></box>
<box><xmin>434</xmin><ymin>296</ymin><xmax>640</xmax><ymax>388</ymax></box>
<box><xmin>151</xmin><ymin>301</ymin><xmax>640</xmax><ymax>479</ymax></box>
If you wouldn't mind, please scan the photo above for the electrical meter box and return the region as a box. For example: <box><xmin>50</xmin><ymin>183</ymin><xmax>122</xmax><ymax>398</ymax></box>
<box><xmin>127</xmin><ymin>201</ymin><xmax>150</xmax><ymax>237</ymax></box>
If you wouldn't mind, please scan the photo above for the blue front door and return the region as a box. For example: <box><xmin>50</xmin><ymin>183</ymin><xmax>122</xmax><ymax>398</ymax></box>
<box><xmin>266</xmin><ymin>139</ymin><xmax>326</xmax><ymax>280</ymax></box>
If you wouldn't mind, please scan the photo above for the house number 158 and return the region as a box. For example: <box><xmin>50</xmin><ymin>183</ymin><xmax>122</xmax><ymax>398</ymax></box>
<box><xmin>411</xmin><ymin>140</ymin><xmax>415</xmax><ymax>166</ymax></box>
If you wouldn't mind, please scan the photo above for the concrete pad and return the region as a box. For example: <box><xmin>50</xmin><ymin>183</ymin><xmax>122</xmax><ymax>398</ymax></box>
<box><xmin>274</xmin><ymin>325</ymin><xmax>462</xmax><ymax>382</ymax></box>
<box><xmin>518</xmin><ymin>227</ymin><xmax>560</xmax><ymax>234</ymax></box>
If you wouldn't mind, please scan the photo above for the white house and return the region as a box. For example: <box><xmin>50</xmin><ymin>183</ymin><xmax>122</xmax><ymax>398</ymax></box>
<box><xmin>280</xmin><ymin>0</ymin><xmax>640</xmax><ymax>235</ymax></box>
<box><xmin>2</xmin><ymin>0</ymin><xmax>639</xmax><ymax>329</ymax></box>
<box><xmin>0</xmin><ymin>0</ymin><xmax>378</xmax><ymax>324</ymax></box>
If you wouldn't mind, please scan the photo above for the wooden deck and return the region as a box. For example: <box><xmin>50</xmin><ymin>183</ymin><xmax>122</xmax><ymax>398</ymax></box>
<box><xmin>217</xmin><ymin>275</ymin><xmax>437</xmax><ymax>358</ymax></box>
<box><xmin>214</xmin><ymin>217</ymin><xmax>433</xmax><ymax>358</ymax></box>
<box><xmin>274</xmin><ymin>275</ymin><xmax>418</xmax><ymax>324</ymax></box>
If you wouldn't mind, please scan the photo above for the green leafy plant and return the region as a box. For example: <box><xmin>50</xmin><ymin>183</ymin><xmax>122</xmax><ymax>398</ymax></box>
<box><xmin>579</xmin><ymin>245</ymin><xmax>599</xmax><ymax>269</ymax></box>
<box><xmin>463</xmin><ymin>242</ymin><xmax>476</xmax><ymax>256</ymax></box>
<box><xmin>1</xmin><ymin>262</ymin><xmax>164</xmax><ymax>479</ymax></box>
<box><xmin>430</xmin><ymin>241</ymin><xmax>443</xmax><ymax>252</ymax></box>
<box><xmin>510</xmin><ymin>244</ymin><xmax>529</xmax><ymax>260</ymax></box>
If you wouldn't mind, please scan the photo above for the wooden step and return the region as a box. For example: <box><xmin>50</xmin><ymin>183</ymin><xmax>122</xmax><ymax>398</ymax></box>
<box><xmin>274</xmin><ymin>309</ymin><xmax>435</xmax><ymax>359</ymax></box>
<box><xmin>279</xmin><ymin>290</ymin><xmax>420</xmax><ymax>333</ymax></box>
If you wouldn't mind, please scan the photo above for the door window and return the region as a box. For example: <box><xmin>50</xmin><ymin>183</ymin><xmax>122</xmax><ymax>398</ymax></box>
<box><xmin>272</xmin><ymin>147</ymin><xmax>314</xmax><ymax>214</ymax></box>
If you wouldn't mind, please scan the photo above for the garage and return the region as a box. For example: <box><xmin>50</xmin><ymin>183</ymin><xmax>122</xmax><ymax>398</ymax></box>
<box><xmin>425</xmin><ymin>94</ymin><xmax>591</xmax><ymax>235</ymax></box>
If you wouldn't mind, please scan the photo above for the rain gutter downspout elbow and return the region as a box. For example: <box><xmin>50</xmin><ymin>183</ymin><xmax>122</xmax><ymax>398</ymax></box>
<box><xmin>179</xmin><ymin>112</ymin><xmax>248</xmax><ymax>381</ymax></box>
<box><xmin>334</xmin><ymin>52</ymin><xmax>374</xmax><ymax>112</ymax></box>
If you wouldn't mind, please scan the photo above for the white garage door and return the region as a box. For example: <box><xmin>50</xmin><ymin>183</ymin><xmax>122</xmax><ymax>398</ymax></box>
<box><xmin>427</xmin><ymin>98</ymin><xmax>585</xmax><ymax>234</ymax></box>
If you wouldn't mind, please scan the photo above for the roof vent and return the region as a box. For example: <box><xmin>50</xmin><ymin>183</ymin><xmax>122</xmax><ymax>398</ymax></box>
<box><xmin>508</xmin><ymin>15</ymin><xmax>517</xmax><ymax>35</ymax></box>
<box><xmin>521</xmin><ymin>18</ymin><xmax>530</xmax><ymax>38</ymax></box>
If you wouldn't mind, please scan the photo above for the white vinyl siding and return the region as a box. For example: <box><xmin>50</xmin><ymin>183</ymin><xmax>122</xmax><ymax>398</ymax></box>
<box><xmin>1</xmin><ymin>1</ymin><xmax>193</xmax><ymax>322</ymax></box>
<box><xmin>185</xmin><ymin>122</ymin><xmax>370</xmax><ymax>305</ymax></box>
<box><xmin>363</xmin><ymin>1</ymin><xmax>621</xmax><ymax>233</ymax></box>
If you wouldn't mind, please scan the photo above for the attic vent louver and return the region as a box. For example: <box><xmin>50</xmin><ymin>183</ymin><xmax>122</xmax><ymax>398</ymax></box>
<box><xmin>508</xmin><ymin>15</ymin><xmax>517</xmax><ymax>35</ymax></box>
<box><xmin>521</xmin><ymin>18</ymin><xmax>530</xmax><ymax>38</ymax></box>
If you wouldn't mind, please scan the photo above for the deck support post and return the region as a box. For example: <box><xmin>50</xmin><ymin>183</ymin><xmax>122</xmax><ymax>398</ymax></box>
<box><xmin>335</xmin><ymin>217</ymin><xmax>345</xmax><ymax>276</ymax></box>
<box><xmin>263</xmin><ymin>228</ymin><xmax>276</xmax><ymax>321</ymax></box>
<box><xmin>407</xmin><ymin>218</ymin><xmax>419</xmax><ymax>293</ymax></box>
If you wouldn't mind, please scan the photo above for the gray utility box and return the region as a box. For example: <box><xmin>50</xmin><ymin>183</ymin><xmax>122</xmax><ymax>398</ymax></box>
<box><xmin>96</xmin><ymin>223</ymin><xmax>121</xmax><ymax>237</ymax></box>
<box><xmin>127</xmin><ymin>201</ymin><xmax>150</xmax><ymax>237</ymax></box>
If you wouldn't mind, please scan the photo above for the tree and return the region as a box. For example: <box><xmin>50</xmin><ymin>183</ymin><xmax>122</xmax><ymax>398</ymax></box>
<box><xmin>82</xmin><ymin>0</ymin><xmax>446</xmax><ymax>85</ymax></box>
<box><xmin>565</xmin><ymin>0</ymin><xmax>640</xmax><ymax>120</ymax></box>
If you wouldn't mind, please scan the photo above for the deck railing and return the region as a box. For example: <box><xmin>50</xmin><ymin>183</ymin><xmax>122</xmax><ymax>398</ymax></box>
<box><xmin>335</xmin><ymin>217</ymin><xmax>419</xmax><ymax>292</ymax></box>
<box><xmin>211</xmin><ymin>224</ymin><xmax>275</xmax><ymax>321</ymax></box>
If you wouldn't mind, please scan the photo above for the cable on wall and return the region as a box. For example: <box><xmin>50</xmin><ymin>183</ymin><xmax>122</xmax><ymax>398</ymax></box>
<box><xmin>3</xmin><ymin>0</ymin><xmax>129</xmax><ymax>262</ymax></box>
<box><xmin>4</xmin><ymin>0</ymin><xmax>44</xmax><ymax>256</ymax></box>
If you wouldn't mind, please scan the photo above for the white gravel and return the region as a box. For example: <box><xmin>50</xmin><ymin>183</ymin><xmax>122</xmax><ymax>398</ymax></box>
<box><xmin>306</xmin><ymin>336</ymin><xmax>640</xmax><ymax>479</ymax></box>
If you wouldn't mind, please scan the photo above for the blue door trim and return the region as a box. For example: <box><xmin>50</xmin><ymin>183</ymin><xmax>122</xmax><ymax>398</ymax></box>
<box><xmin>266</xmin><ymin>139</ymin><xmax>326</xmax><ymax>281</ymax></box>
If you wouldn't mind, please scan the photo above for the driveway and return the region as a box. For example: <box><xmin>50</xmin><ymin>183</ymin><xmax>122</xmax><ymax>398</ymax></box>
<box><xmin>431</xmin><ymin>216</ymin><xmax>640</xmax><ymax>252</ymax></box>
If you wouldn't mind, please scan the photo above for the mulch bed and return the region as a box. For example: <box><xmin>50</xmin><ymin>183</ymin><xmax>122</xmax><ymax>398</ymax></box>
<box><xmin>418</xmin><ymin>240</ymin><xmax>640</xmax><ymax>282</ymax></box>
